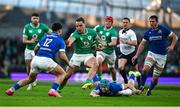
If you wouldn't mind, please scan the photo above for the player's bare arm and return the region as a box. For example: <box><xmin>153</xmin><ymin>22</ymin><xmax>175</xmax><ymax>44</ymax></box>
<box><xmin>167</xmin><ymin>33</ymin><xmax>178</xmax><ymax>52</ymax></box>
<box><xmin>66</xmin><ymin>36</ymin><xmax>75</xmax><ymax>47</ymax></box>
<box><xmin>132</xmin><ymin>40</ymin><xmax>146</xmax><ymax>63</ymax></box>
<box><xmin>94</xmin><ymin>37</ymin><xmax>104</xmax><ymax>50</ymax></box>
<box><xmin>23</xmin><ymin>36</ymin><xmax>35</xmax><ymax>44</ymax></box>
<box><xmin>108</xmin><ymin>38</ymin><xmax>117</xmax><ymax>46</ymax></box>
<box><xmin>34</xmin><ymin>44</ymin><xmax>40</xmax><ymax>55</ymax></box>
<box><xmin>47</xmin><ymin>29</ymin><xmax>52</xmax><ymax>34</ymax></box>
<box><xmin>58</xmin><ymin>51</ymin><xmax>73</xmax><ymax>68</ymax></box>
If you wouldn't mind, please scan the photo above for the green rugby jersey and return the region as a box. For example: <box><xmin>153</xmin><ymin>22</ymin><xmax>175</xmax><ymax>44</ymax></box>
<box><xmin>23</xmin><ymin>23</ymin><xmax>50</xmax><ymax>50</ymax></box>
<box><xmin>71</xmin><ymin>28</ymin><xmax>98</xmax><ymax>54</ymax></box>
<box><xmin>94</xmin><ymin>25</ymin><xmax>117</xmax><ymax>54</ymax></box>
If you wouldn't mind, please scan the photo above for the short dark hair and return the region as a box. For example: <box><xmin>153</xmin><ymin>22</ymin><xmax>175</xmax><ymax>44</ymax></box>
<box><xmin>122</xmin><ymin>17</ymin><xmax>130</xmax><ymax>22</ymax></box>
<box><xmin>76</xmin><ymin>17</ymin><xmax>85</xmax><ymax>23</ymax></box>
<box><xmin>51</xmin><ymin>23</ymin><xmax>62</xmax><ymax>31</ymax></box>
<box><xmin>149</xmin><ymin>15</ymin><xmax>158</xmax><ymax>22</ymax></box>
<box><xmin>31</xmin><ymin>13</ymin><xmax>39</xmax><ymax>17</ymax></box>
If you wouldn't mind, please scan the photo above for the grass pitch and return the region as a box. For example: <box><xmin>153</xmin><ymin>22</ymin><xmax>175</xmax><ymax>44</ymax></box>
<box><xmin>0</xmin><ymin>79</ymin><xmax>180</xmax><ymax>106</ymax></box>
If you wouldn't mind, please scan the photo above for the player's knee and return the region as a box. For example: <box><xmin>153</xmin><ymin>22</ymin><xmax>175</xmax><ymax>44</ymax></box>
<box><xmin>142</xmin><ymin>65</ymin><xmax>151</xmax><ymax>72</ymax></box>
<box><xmin>97</xmin><ymin>59</ymin><xmax>103</xmax><ymax>65</ymax></box>
<box><xmin>28</xmin><ymin>77</ymin><xmax>36</xmax><ymax>83</ymax></box>
<box><xmin>92</xmin><ymin>61</ymin><xmax>99</xmax><ymax>68</ymax></box>
<box><xmin>152</xmin><ymin>76</ymin><xmax>159</xmax><ymax>83</ymax></box>
<box><xmin>61</xmin><ymin>71</ymin><xmax>66</xmax><ymax>77</ymax></box>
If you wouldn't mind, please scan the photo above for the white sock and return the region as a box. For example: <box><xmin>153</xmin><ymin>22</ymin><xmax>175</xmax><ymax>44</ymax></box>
<box><xmin>118</xmin><ymin>89</ymin><xmax>132</xmax><ymax>96</ymax></box>
<box><xmin>50</xmin><ymin>89</ymin><xmax>56</xmax><ymax>92</ymax></box>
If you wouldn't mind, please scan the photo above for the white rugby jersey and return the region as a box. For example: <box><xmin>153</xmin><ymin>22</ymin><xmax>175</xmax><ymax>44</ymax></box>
<box><xmin>118</xmin><ymin>29</ymin><xmax>137</xmax><ymax>55</ymax></box>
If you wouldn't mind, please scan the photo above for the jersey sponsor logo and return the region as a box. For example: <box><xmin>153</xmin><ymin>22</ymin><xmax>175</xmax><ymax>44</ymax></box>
<box><xmin>106</xmin><ymin>32</ymin><xmax>110</xmax><ymax>36</ymax></box>
<box><xmin>38</xmin><ymin>29</ymin><xmax>42</xmax><ymax>33</ymax></box>
<box><xmin>158</xmin><ymin>29</ymin><xmax>162</xmax><ymax>34</ymax></box>
<box><xmin>80</xmin><ymin>37</ymin><xmax>83</xmax><ymax>41</ymax></box>
<box><xmin>88</xmin><ymin>36</ymin><xmax>92</xmax><ymax>40</ymax></box>
<box><xmin>29</xmin><ymin>30</ymin><xmax>33</xmax><ymax>33</ymax></box>
<box><xmin>149</xmin><ymin>36</ymin><xmax>162</xmax><ymax>41</ymax></box>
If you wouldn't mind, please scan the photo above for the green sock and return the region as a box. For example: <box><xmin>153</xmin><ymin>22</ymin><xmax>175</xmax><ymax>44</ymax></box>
<box><xmin>85</xmin><ymin>78</ymin><xmax>92</xmax><ymax>83</ymax></box>
<box><xmin>98</xmin><ymin>72</ymin><xmax>102</xmax><ymax>81</ymax></box>
<box><xmin>57</xmin><ymin>85</ymin><xmax>63</xmax><ymax>93</ymax></box>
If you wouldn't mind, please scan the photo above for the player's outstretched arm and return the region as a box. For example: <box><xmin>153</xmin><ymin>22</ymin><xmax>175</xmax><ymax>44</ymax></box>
<box><xmin>66</xmin><ymin>37</ymin><xmax>75</xmax><ymax>47</ymax></box>
<box><xmin>132</xmin><ymin>40</ymin><xmax>146</xmax><ymax>63</ymax></box>
<box><xmin>108</xmin><ymin>38</ymin><xmax>117</xmax><ymax>46</ymax></box>
<box><xmin>58</xmin><ymin>51</ymin><xmax>73</xmax><ymax>68</ymax></box>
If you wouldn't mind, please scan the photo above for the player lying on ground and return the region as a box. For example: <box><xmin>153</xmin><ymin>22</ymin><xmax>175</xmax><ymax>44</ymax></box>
<box><xmin>90</xmin><ymin>71</ymin><xmax>140</xmax><ymax>97</ymax></box>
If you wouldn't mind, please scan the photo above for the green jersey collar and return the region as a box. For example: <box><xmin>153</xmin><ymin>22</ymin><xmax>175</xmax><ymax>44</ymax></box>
<box><xmin>104</xmin><ymin>26</ymin><xmax>113</xmax><ymax>31</ymax></box>
<box><xmin>77</xmin><ymin>28</ymin><xmax>88</xmax><ymax>35</ymax></box>
<box><xmin>30</xmin><ymin>23</ymin><xmax>40</xmax><ymax>28</ymax></box>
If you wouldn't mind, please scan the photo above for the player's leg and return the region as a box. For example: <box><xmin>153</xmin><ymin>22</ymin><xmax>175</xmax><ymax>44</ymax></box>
<box><xmin>146</xmin><ymin>54</ymin><xmax>167</xmax><ymax>96</ymax></box>
<box><xmin>57</xmin><ymin>54</ymin><xmax>80</xmax><ymax>92</ymax></box>
<box><xmin>25</xmin><ymin>59</ymin><xmax>33</xmax><ymax>90</ymax></box>
<box><xmin>118</xmin><ymin>58</ymin><xmax>128</xmax><ymax>84</ymax></box>
<box><xmin>48</xmin><ymin>64</ymin><xmax>66</xmax><ymax>97</ymax></box>
<box><xmin>24</xmin><ymin>49</ymin><xmax>36</xmax><ymax>90</ymax></box>
<box><xmin>109</xmin><ymin>67</ymin><xmax>116</xmax><ymax>83</ymax></box>
<box><xmin>82</xmin><ymin>56</ymin><xmax>99</xmax><ymax>89</ymax></box>
<box><xmin>14</xmin><ymin>56</ymin><xmax>40</xmax><ymax>94</ymax></box>
<box><xmin>139</xmin><ymin>52</ymin><xmax>156</xmax><ymax>92</ymax></box>
<box><xmin>107</xmin><ymin>51</ymin><xmax>117</xmax><ymax>83</ymax></box>
<box><xmin>57</xmin><ymin>65</ymin><xmax>78</xmax><ymax>93</ymax></box>
<box><xmin>5</xmin><ymin>73</ymin><xmax>37</xmax><ymax>96</ymax></box>
<box><xmin>118</xmin><ymin>72</ymin><xmax>138</xmax><ymax>96</ymax></box>
<box><xmin>96</xmin><ymin>52</ymin><xmax>106</xmax><ymax>81</ymax></box>
<box><xmin>130</xmin><ymin>64</ymin><xmax>141</xmax><ymax>89</ymax></box>
<box><xmin>127</xmin><ymin>72</ymin><xmax>136</xmax><ymax>90</ymax></box>
<box><xmin>86</xmin><ymin>67</ymin><xmax>99</xmax><ymax>83</ymax></box>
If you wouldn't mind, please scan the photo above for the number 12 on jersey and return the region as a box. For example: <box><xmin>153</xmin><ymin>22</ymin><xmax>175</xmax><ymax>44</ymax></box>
<box><xmin>43</xmin><ymin>38</ymin><xmax>53</xmax><ymax>47</ymax></box>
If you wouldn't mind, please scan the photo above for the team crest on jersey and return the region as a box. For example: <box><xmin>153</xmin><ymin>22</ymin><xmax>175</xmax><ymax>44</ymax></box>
<box><xmin>100</xmin><ymin>31</ymin><xmax>103</xmax><ymax>34</ymax></box>
<box><xmin>80</xmin><ymin>37</ymin><xmax>83</xmax><ymax>41</ymax></box>
<box><xmin>38</xmin><ymin>29</ymin><xmax>42</xmax><ymax>33</ymax></box>
<box><xmin>84</xmin><ymin>41</ymin><xmax>89</xmax><ymax>46</ymax></box>
<box><xmin>158</xmin><ymin>29</ymin><xmax>162</xmax><ymax>34</ymax></box>
<box><xmin>32</xmin><ymin>34</ymin><xmax>37</xmax><ymax>39</ymax></box>
<box><xmin>29</xmin><ymin>30</ymin><xmax>32</xmax><ymax>33</ymax></box>
<box><xmin>88</xmin><ymin>36</ymin><xmax>92</xmax><ymax>40</ymax></box>
<box><xmin>101</xmin><ymin>36</ymin><xmax>106</xmax><ymax>40</ymax></box>
<box><xmin>106</xmin><ymin>32</ymin><xmax>110</xmax><ymax>36</ymax></box>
